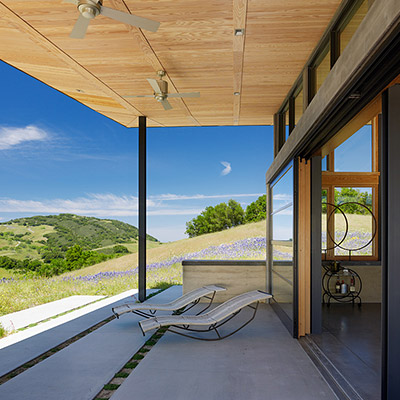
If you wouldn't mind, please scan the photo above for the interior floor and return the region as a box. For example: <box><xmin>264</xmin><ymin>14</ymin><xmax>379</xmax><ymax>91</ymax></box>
<box><xmin>311</xmin><ymin>303</ymin><xmax>381</xmax><ymax>400</ymax></box>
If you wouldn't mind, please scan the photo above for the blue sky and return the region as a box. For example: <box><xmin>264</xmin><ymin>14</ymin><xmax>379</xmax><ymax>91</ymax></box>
<box><xmin>0</xmin><ymin>61</ymin><xmax>273</xmax><ymax>242</ymax></box>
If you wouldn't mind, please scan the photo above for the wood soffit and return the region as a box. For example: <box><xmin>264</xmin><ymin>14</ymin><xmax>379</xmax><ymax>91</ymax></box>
<box><xmin>0</xmin><ymin>0</ymin><xmax>341</xmax><ymax>128</ymax></box>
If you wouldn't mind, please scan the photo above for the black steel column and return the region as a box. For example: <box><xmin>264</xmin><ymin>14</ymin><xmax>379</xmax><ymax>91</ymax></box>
<box><xmin>382</xmin><ymin>84</ymin><xmax>400</xmax><ymax>399</ymax></box>
<box><xmin>138</xmin><ymin>116</ymin><xmax>147</xmax><ymax>302</ymax></box>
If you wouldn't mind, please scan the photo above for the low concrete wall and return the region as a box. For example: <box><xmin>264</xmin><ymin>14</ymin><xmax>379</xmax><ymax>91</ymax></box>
<box><xmin>322</xmin><ymin>264</ymin><xmax>381</xmax><ymax>303</ymax></box>
<box><xmin>182</xmin><ymin>260</ymin><xmax>267</xmax><ymax>303</ymax></box>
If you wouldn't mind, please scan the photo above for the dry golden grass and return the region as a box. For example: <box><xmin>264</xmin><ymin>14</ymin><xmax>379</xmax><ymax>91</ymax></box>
<box><xmin>65</xmin><ymin>220</ymin><xmax>266</xmax><ymax>277</ymax></box>
<box><xmin>322</xmin><ymin>213</ymin><xmax>373</xmax><ymax>233</ymax></box>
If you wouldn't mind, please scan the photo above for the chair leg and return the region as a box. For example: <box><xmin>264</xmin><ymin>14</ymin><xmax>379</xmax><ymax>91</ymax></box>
<box><xmin>166</xmin><ymin>302</ymin><xmax>260</xmax><ymax>341</ymax></box>
<box><xmin>195</xmin><ymin>291</ymin><xmax>217</xmax><ymax>315</ymax></box>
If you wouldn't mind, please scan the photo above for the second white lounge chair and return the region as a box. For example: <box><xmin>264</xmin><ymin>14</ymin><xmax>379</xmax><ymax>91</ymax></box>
<box><xmin>112</xmin><ymin>285</ymin><xmax>226</xmax><ymax>319</ymax></box>
<box><xmin>139</xmin><ymin>290</ymin><xmax>272</xmax><ymax>341</ymax></box>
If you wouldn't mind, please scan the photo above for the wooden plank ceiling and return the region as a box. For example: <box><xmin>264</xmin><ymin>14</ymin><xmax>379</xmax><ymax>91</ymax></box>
<box><xmin>0</xmin><ymin>0</ymin><xmax>341</xmax><ymax>127</ymax></box>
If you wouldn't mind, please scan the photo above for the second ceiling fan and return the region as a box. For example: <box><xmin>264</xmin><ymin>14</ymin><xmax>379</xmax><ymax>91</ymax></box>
<box><xmin>125</xmin><ymin>71</ymin><xmax>200</xmax><ymax>110</ymax></box>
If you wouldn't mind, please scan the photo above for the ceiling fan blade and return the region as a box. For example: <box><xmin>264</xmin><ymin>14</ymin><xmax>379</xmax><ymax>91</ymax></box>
<box><xmin>168</xmin><ymin>92</ymin><xmax>200</xmax><ymax>98</ymax></box>
<box><xmin>100</xmin><ymin>6</ymin><xmax>160</xmax><ymax>33</ymax></box>
<box><xmin>70</xmin><ymin>14</ymin><xmax>91</xmax><ymax>39</ymax></box>
<box><xmin>124</xmin><ymin>95</ymin><xmax>154</xmax><ymax>98</ymax></box>
<box><xmin>160</xmin><ymin>99</ymin><xmax>173</xmax><ymax>110</ymax></box>
<box><xmin>147</xmin><ymin>79</ymin><xmax>162</xmax><ymax>94</ymax></box>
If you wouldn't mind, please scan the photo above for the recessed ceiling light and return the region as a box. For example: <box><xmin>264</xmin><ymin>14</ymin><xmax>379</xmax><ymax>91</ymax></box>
<box><xmin>234</xmin><ymin>92</ymin><xmax>240</xmax><ymax>96</ymax></box>
<box><xmin>234</xmin><ymin>29</ymin><xmax>245</xmax><ymax>36</ymax></box>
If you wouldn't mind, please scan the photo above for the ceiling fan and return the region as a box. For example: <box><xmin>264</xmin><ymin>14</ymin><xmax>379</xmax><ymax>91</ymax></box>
<box><xmin>64</xmin><ymin>0</ymin><xmax>160</xmax><ymax>39</ymax></box>
<box><xmin>125</xmin><ymin>71</ymin><xmax>200</xmax><ymax>110</ymax></box>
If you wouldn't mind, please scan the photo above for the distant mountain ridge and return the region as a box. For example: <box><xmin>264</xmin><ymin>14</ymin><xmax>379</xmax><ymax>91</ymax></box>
<box><xmin>2</xmin><ymin>214</ymin><xmax>158</xmax><ymax>252</ymax></box>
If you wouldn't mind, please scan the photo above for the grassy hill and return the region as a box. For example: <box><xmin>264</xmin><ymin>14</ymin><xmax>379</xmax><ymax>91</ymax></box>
<box><xmin>65</xmin><ymin>219</ymin><xmax>267</xmax><ymax>277</ymax></box>
<box><xmin>0</xmin><ymin>215</ymin><xmax>374</xmax><ymax>318</ymax></box>
<box><xmin>0</xmin><ymin>214</ymin><xmax>159</xmax><ymax>261</ymax></box>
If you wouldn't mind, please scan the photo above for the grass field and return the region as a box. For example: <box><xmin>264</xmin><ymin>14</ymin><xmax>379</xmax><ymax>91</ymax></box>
<box><xmin>0</xmin><ymin>268</ymin><xmax>15</xmax><ymax>279</ymax></box>
<box><xmin>93</xmin><ymin>240</ymin><xmax>162</xmax><ymax>254</ymax></box>
<box><xmin>322</xmin><ymin>213</ymin><xmax>374</xmax><ymax>255</ymax></box>
<box><xmin>0</xmin><ymin>215</ymin><xmax>373</xmax><ymax>320</ymax></box>
<box><xmin>0</xmin><ymin>220</ymin><xmax>266</xmax><ymax>318</ymax></box>
<box><xmin>65</xmin><ymin>220</ymin><xmax>266</xmax><ymax>277</ymax></box>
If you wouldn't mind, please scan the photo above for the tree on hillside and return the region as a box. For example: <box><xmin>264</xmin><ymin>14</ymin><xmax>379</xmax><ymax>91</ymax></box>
<box><xmin>185</xmin><ymin>199</ymin><xmax>245</xmax><ymax>238</ymax></box>
<box><xmin>335</xmin><ymin>188</ymin><xmax>372</xmax><ymax>214</ymax></box>
<box><xmin>245</xmin><ymin>195</ymin><xmax>266</xmax><ymax>222</ymax></box>
<box><xmin>322</xmin><ymin>188</ymin><xmax>372</xmax><ymax>215</ymax></box>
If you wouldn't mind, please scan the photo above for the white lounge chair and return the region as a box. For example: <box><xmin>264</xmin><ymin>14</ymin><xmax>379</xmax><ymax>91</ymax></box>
<box><xmin>112</xmin><ymin>285</ymin><xmax>226</xmax><ymax>319</ymax></box>
<box><xmin>138</xmin><ymin>290</ymin><xmax>272</xmax><ymax>341</ymax></box>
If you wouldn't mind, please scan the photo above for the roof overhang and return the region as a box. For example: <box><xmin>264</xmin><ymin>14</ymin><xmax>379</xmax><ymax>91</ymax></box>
<box><xmin>0</xmin><ymin>0</ymin><xmax>341</xmax><ymax>127</ymax></box>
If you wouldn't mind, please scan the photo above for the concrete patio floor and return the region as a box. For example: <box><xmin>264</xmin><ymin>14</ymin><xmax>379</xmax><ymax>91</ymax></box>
<box><xmin>112</xmin><ymin>300</ymin><xmax>337</xmax><ymax>400</ymax></box>
<box><xmin>0</xmin><ymin>286</ymin><xmax>337</xmax><ymax>400</ymax></box>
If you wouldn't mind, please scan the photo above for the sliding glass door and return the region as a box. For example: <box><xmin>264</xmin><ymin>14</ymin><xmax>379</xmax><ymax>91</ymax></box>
<box><xmin>269</xmin><ymin>161</ymin><xmax>298</xmax><ymax>336</ymax></box>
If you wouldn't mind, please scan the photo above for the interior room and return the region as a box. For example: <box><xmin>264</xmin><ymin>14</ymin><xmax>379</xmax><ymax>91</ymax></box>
<box><xmin>311</xmin><ymin>97</ymin><xmax>382</xmax><ymax>400</ymax></box>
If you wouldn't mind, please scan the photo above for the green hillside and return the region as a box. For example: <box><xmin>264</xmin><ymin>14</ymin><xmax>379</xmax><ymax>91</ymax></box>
<box><xmin>0</xmin><ymin>214</ymin><xmax>158</xmax><ymax>261</ymax></box>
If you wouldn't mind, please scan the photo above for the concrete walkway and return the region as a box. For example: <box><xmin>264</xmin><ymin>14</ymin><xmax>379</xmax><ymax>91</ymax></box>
<box><xmin>0</xmin><ymin>287</ymin><xmax>155</xmax><ymax>376</ymax></box>
<box><xmin>111</xmin><ymin>304</ymin><xmax>337</xmax><ymax>400</ymax></box>
<box><xmin>0</xmin><ymin>286</ymin><xmax>180</xmax><ymax>400</ymax></box>
<box><xmin>0</xmin><ymin>295</ymin><xmax>105</xmax><ymax>332</ymax></box>
<box><xmin>0</xmin><ymin>288</ymin><xmax>338</xmax><ymax>400</ymax></box>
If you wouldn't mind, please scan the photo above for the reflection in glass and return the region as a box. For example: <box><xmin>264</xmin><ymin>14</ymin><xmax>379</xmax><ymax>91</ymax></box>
<box><xmin>334</xmin><ymin>187</ymin><xmax>374</xmax><ymax>256</ymax></box>
<box><xmin>322</xmin><ymin>187</ymin><xmax>375</xmax><ymax>258</ymax></box>
<box><xmin>315</xmin><ymin>47</ymin><xmax>330</xmax><ymax>92</ymax></box>
<box><xmin>322</xmin><ymin>156</ymin><xmax>328</xmax><ymax>171</ymax></box>
<box><xmin>285</xmin><ymin>110</ymin><xmax>290</xmax><ymax>141</ymax></box>
<box><xmin>271</xmin><ymin>163</ymin><xmax>293</xmax><ymax>321</ymax></box>
<box><xmin>294</xmin><ymin>87</ymin><xmax>303</xmax><ymax>125</ymax></box>
<box><xmin>340</xmin><ymin>0</ymin><xmax>369</xmax><ymax>55</ymax></box>
<box><xmin>334</xmin><ymin>124</ymin><xmax>372</xmax><ymax>172</ymax></box>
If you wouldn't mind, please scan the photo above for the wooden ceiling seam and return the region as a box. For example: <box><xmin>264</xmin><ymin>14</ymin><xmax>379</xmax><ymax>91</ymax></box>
<box><xmin>233</xmin><ymin>0</ymin><xmax>248</xmax><ymax>125</ymax></box>
<box><xmin>108</xmin><ymin>0</ymin><xmax>201</xmax><ymax>127</ymax></box>
<box><xmin>0</xmin><ymin>1</ymin><xmax>145</xmax><ymax>118</ymax></box>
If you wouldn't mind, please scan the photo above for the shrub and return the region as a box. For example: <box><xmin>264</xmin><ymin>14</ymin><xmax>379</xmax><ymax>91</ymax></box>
<box><xmin>0</xmin><ymin>323</ymin><xmax>6</xmax><ymax>338</ymax></box>
<box><xmin>112</xmin><ymin>245</ymin><xmax>130</xmax><ymax>254</ymax></box>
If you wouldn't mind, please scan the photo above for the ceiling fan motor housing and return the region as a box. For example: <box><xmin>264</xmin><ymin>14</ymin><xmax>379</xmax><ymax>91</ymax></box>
<box><xmin>157</xmin><ymin>79</ymin><xmax>168</xmax><ymax>98</ymax></box>
<box><xmin>78</xmin><ymin>0</ymin><xmax>101</xmax><ymax>19</ymax></box>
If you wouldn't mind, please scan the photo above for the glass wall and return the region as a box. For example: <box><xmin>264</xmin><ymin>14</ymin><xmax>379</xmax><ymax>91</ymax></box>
<box><xmin>315</xmin><ymin>47</ymin><xmax>330</xmax><ymax>92</ymax></box>
<box><xmin>334</xmin><ymin>124</ymin><xmax>372</xmax><ymax>172</ymax></box>
<box><xmin>284</xmin><ymin>108</ymin><xmax>290</xmax><ymax>140</ymax></box>
<box><xmin>321</xmin><ymin>117</ymin><xmax>379</xmax><ymax>260</ymax></box>
<box><xmin>294</xmin><ymin>86</ymin><xmax>303</xmax><ymax>125</ymax></box>
<box><xmin>270</xmin><ymin>162</ymin><xmax>294</xmax><ymax>322</ymax></box>
<box><xmin>340</xmin><ymin>0</ymin><xmax>370</xmax><ymax>54</ymax></box>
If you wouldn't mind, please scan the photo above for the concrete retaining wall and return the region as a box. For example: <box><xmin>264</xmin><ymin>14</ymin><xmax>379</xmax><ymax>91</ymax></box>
<box><xmin>182</xmin><ymin>260</ymin><xmax>267</xmax><ymax>302</ymax></box>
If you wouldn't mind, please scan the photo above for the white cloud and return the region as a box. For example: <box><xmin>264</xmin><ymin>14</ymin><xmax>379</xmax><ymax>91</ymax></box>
<box><xmin>273</xmin><ymin>193</ymin><xmax>292</xmax><ymax>201</ymax></box>
<box><xmin>0</xmin><ymin>125</ymin><xmax>49</xmax><ymax>150</ymax></box>
<box><xmin>151</xmin><ymin>193</ymin><xmax>263</xmax><ymax>201</ymax></box>
<box><xmin>0</xmin><ymin>194</ymin><xmax>201</xmax><ymax>218</ymax></box>
<box><xmin>0</xmin><ymin>191</ymin><xmax>265</xmax><ymax>219</ymax></box>
<box><xmin>220</xmin><ymin>161</ymin><xmax>232</xmax><ymax>176</ymax></box>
